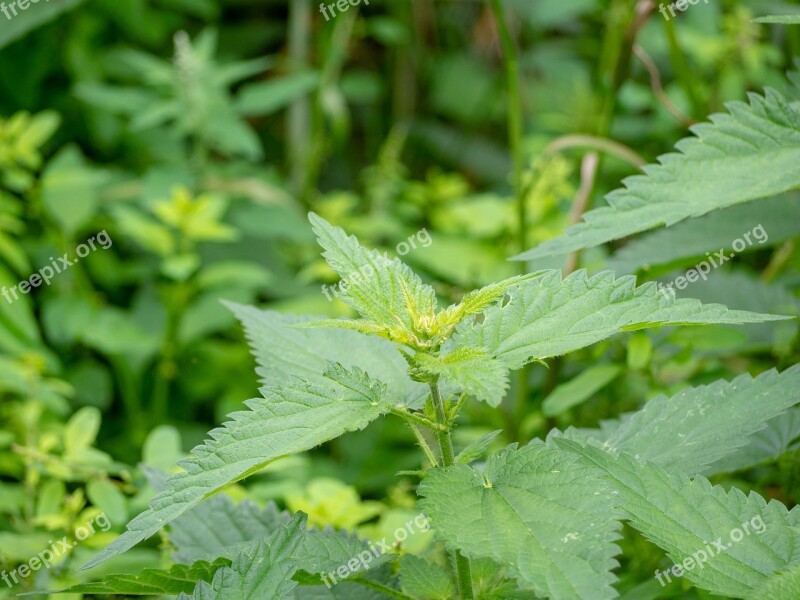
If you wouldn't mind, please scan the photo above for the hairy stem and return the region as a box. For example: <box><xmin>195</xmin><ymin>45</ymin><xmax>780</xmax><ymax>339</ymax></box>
<box><xmin>430</xmin><ymin>381</ymin><xmax>474</xmax><ymax>599</ymax></box>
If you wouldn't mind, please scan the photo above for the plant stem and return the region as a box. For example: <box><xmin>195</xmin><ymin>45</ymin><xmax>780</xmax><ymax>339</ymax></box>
<box><xmin>287</xmin><ymin>0</ymin><xmax>311</xmax><ymax>201</ymax></box>
<box><xmin>490</xmin><ymin>0</ymin><xmax>529</xmax><ymax>442</ymax></box>
<box><xmin>430</xmin><ymin>382</ymin><xmax>474</xmax><ymax>599</ymax></box>
<box><xmin>406</xmin><ymin>421</ymin><xmax>439</xmax><ymax>467</ymax></box>
<box><xmin>352</xmin><ymin>576</ymin><xmax>416</xmax><ymax>600</ymax></box>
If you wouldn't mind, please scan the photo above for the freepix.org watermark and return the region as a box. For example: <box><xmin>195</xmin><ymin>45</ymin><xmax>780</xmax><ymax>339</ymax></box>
<box><xmin>321</xmin><ymin>228</ymin><xmax>432</xmax><ymax>302</ymax></box>
<box><xmin>320</xmin><ymin>513</ymin><xmax>430</xmax><ymax>588</ymax></box>
<box><xmin>2</xmin><ymin>512</ymin><xmax>112</xmax><ymax>589</ymax></box>
<box><xmin>657</xmin><ymin>224</ymin><xmax>767</xmax><ymax>300</ymax></box>
<box><xmin>655</xmin><ymin>515</ymin><xmax>766</xmax><ymax>587</ymax></box>
<box><xmin>1</xmin><ymin>0</ymin><xmax>53</xmax><ymax>21</ymax></box>
<box><xmin>658</xmin><ymin>0</ymin><xmax>710</xmax><ymax>21</ymax></box>
<box><xmin>319</xmin><ymin>0</ymin><xmax>368</xmax><ymax>22</ymax></box>
<box><xmin>1</xmin><ymin>231</ymin><xmax>112</xmax><ymax>304</ymax></box>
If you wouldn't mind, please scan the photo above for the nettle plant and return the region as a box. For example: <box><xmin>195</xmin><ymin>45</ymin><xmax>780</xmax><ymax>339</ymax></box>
<box><xmin>70</xmin><ymin>86</ymin><xmax>800</xmax><ymax>599</ymax></box>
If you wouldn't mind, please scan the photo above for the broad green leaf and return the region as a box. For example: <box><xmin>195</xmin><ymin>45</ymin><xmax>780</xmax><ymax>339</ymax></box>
<box><xmin>81</xmin><ymin>365</ymin><xmax>397</xmax><ymax>570</ymax></box>
<box><xmin>514</xmin><ymin>89</ymin><xmax>800</xmax><ymax>260</ymax></box>
<box><xmin>178</xmin><ymin>514</ymin><xmax>307</xmax><ymax>600</ymax></box>
<box><xmin>419</xmin><ymin>441</ymin><xmax>622</xmax><ymax>599</ymax></box>
<box><xmin>706</xmin><ymin>408</ymin><xmax>800</xmax><ymax>475</ymax></box>
<box><xmin>582</xmin><ymin>365</ymin><xmax>800</xmax><ymax>476</ymax></box>
<box><xmin>64</xmin><ymin>406</ymin><xmax>101</xmax><ymax>455</ymax></box>
<box><xmin>236</xmin><ymin>71</ymin><xmax>320</xmax><ymax>116</ymax></box>
<box><xmin>746</xmin><ymin>564</ymin><xmax>800</xmax><ymax>600</ymax></box>
<box><xmin>308</xmin><ymin>213</ymin><xmax>438</xmax><ymax>349</ymax></box>
<box><xmin>226</xmin><ymin>302</ymin><xmax>427</xmax><ymax>408</ymax></box>
<box><xmin>142</xmin><ymin>425</ymin><xmax>184</xmax><ymax>471</ymax></box>
<box><xmin>542</xmin><ymin>365</ymin><xmax>621</xmax><ymax>417</ymax></box>
<box><xmin>605</xmin><ymin>194</ymin><xmax>800</xmax><ymax>273</ymax></box>
<box><xmin>399</xmin><ymin>555</ymin><xmax>455</xmax><ymax>600</ymax></box>
<box><xmin>451</xmin><ymin>270</ymin><xmax>789</xmax><ymax>370</ymax></box>
<box><xmin>86</xmin><ymin>479</ymin><xmax>127</xmax><ymax>524</ymax></box>
<box><xmin>415</xmin><ymin>346</ymin><xmax>509</xmax><ymax>406</ymax></box>
<box><xmin>557</xmin><ymin>439</ymin><xmax>800</xmax><ymax>598</ymax></box>
<box><xmin>170</xmin><ymin>494</ymin><xmax>291</xmax><ymax>564</ymax></box>
<box><xmin>40</xmin><ymin>145</ymin><xmax>107</xmax><ymax>236</ymax></box>
<box><xmin>169</xmin><ymin>492</ymin><xmax>391</xmax><ymax>580</ymax></box>
<box><xmin>48</xmin><ymin>559</ymin><xmax>227</xmax><ymax>595</ymax></box>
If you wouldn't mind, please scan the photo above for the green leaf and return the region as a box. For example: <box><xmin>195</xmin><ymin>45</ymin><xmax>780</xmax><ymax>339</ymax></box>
<box><xmin>455</xmin><ymin>430</ymin><xmax>502</xmax><ymax>464</ymax></box>
<box><xmin>0</xmin><ymin>0</ymin><xmax>85</xmax><ymax>49</ymax></box>
<box><xmin>236</xmin><ymin>71</ymin><xmax>320</xmax><ymax>116</ymax></box>
<box><xmin>415</xmin><ymin>346</ymin><xmax>509</xmax><ymax>406</ymax></box>
<box><xmin>308</xmin><ymin>213</ymin><xmax>438</xmax><ymax>349</ymax></box>
<box><xmin>705</xmin><ymin>408</ymin><xmax>800</xmax><ymax>475</ymax></box>
<box><xmin>557</xmin><ymin>439</ymin><xmax>800</xmax><ymax>598</ymax></box>
<box><xmin>169</xmin><ymin>492</ymin><xmax>391</xmax><ymax>581</ymax></box>
<box><xmin>583</xmin><ymin>365</ymin><xmax>800</xmax><ymax>476</ymax></box>
<box><xmin>64</xmin><ymin>406</ymin><xmax>101</xmax><ymax>456</ymax></box>
<box><xmin>81</xmin><ymin>365</ymin><xmax>397</xmax><ymax>570</ymax></box>
<box><xmin>48</xmin><ymin>559</ymin><xmax>227</xmax><ymax>595</ymax></box>
<box><xmin>142</xmin><ymin>425</ymin><xmax>184</xmax><ymax>471</ymax></box>
<box><xmin>86</xmin><ymin>479</ymin><xmax>127</xmax><ymax>524</ymax></box>
<box><xmin>170</xmin><ymin>494</ymin><xmax>291</xmax><ymax>564</ymax></box>
<box><xmin>178</xmin><ymin>514</ymin><xmax>307</xmax><ymax>600</ymax></box>
<box><xmin>605</xmin><ymin>194</ymin><xmax>800</xmax><ymax>273</ymax></box>
<box><xmin>434</xmin><ymin>273</ymin><xmax>545</xmax><ymax>335</ymax></box>
<box><xmin>452</xmin><ymin>270</ymin><xmax>789</xmax><ymax>370</ymax></box>
<box><xmin>226</xmin><ymin>302</ymin><xmax>427</xmax><ymax>408</ymax></box>
<box><xmin>399</xmin><ymin>555</ymin><xmax>455</xmax><ymax>600</ymax></box>
<box><xmin>746</xmin><ymin>565</ymin><xmax>800</xmax><ymax>600</ymax></box>
<box><xmin>40</xmin><ymin>145</ymin><xmax>106</xmax><ymax>236</ymax></box>
<box><xmin>514</xmin><ymin>89</ymin><xmax>800</xmax><ymax>260</ymax></box>
<box><xmin>542</xmin><ymin>365</ymin><xmax>621</xmax><ymax>417</ymax></box>
<box><xmin>419</xmin><ymin>441</ymin><xmax>622</xmax><ymax>599</ymax></box>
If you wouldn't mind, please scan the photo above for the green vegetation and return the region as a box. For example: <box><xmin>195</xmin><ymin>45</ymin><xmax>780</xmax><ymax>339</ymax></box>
<box><xmin>0</xmin><ymin>1</ymin><xmax>798</xmax><ymax>599</ymax></box>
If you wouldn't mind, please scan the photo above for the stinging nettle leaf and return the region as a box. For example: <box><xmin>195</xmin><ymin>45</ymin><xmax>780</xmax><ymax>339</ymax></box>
<box><xmin>415</xmin><ymin>346</ymin><xmax>509</xmax><ymax>406</ymax></box>
<box><xmin>557</xmin><ymin>439</ymin><xmax>800</xmax><ymax>599</ymax></box>
<box><xmin>81</xmin><ymin>366</ymin><xmax>397</xmax><ymax>571</ymax></box>
<box><xmin>514</xmin><ymin>89</ymin><xmax>800</xmax><ymax>260</ymax></box>
<box><xmin>452</xmin><ymin>269</ymin><xmax>790</xmax><ymax>370</ymax></box>
<box><xmin>226</xmin><ymin>303</ymin><xmax>428</xmax><ymax>408</ymax></box>
<box><xmin>45</xmin><ymin>559</ymin><xmax>228</xmax><ymax>595</ymax></box>
<box><xmin>419</xmin><ymin>440</ymin><xmax>623</xmax><ymax>599</ymax></box>
<box><xmin>308</xmin><ymin>212</ymin><xmax>438</xmax><ymax>349</ymax></box>
<box><xmin>178</xmin><ymin>513</ymin><xmax>308</xmax><ymax>600</ymax></box>
<box><xmin>579</xmin><ymin>364</ymin><xmax>800</xmax><ymax>477</ymax></box>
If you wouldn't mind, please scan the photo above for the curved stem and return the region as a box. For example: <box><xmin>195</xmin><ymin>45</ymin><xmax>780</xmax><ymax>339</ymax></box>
<box><xmin>430</xmin><ymin>382</ymin><xmax>474</xmax><ymax>599</ymax></box>
<box><xmin>543</xmin><ymin>134</ymin><xmax>646</xmax><ymax>169</ymax></box>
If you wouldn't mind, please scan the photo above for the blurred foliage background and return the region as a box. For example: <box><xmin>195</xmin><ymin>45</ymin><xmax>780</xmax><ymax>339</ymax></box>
<box><xmin>0</xmin><ymin>0</ymin><xmax>798</xmax><ymax>597</ymax></box>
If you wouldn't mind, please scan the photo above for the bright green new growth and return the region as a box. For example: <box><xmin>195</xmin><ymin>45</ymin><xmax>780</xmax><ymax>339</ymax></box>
<box><xmin>514</xmin><ymin>88</ymin><xmax>800</xmax><ymax>260</ymax></box>
<box><xmin>76</xmin><ymin>214</ymin><xmax>797</xmax><ymax>600</ymax></box>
